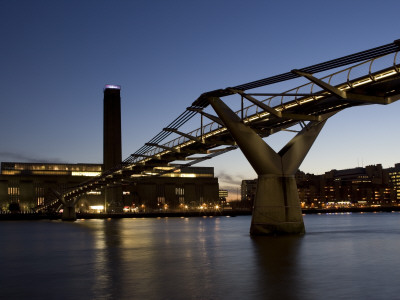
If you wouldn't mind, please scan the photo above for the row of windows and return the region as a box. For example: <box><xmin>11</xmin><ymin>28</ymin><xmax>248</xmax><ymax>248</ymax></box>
<box><xmin>7</xmin><ymin>186</ymin><xmax>46</xmax><ymax>205</ymax></box>
<box><xmin>2</xmin><ymin>170</ymin><xmax>102</xmax><ymax>176</ymax></box>
<box><xmin>8</xmin><ymin>187</ymin><xmax>19</xmax><ymax>196</ymax></box>
<box><xmin>2</xmin><ymin>163</ymin><xmax>102</xmax><ymax>172</ymax></box>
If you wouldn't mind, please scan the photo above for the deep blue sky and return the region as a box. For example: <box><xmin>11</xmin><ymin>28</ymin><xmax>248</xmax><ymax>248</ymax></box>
<box><xmin>1</xmin><ymin>0</ymin><xmax>400</xmax><ymax>194</ymax></box>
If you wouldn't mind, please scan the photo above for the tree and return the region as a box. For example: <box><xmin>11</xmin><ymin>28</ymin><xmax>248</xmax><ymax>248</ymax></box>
<box><xmin>8</xmin><ymin>202</ymin><xmax>21</xmax><ymax>213</ymax></box>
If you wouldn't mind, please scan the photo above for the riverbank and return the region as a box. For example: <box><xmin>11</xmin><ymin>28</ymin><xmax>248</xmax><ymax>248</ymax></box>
<box><xmin>0</xmin><ymin>209</ymin><xmax>251</xmax><ymax>221</ymax></box>
<box><xmin>1</xmin><ymin>206</ymin><xmax>400</xmax><ymax>221</ymax></box>
<box><xmin>302</xmin><ymin>206</ymin><xmax>400</xmax><ymax>214</ymax></box>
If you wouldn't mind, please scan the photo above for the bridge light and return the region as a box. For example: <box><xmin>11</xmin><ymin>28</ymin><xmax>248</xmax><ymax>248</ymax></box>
<box><xmin>89</xmin><ymin>205</ymin><xmax>104</xmax><ymax>213</ymax></box>
<box><xmin>104</xmin><ymin>84</ymin><xmax>121</xmax><ymax>90</ymax></box>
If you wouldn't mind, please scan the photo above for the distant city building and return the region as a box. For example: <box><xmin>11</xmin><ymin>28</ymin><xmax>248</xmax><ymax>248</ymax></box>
<box><xmin>241</xmin><ymin>179</ymin><xmax>257</xmax><ymax>206</ymax></box>
<box><xmin>295</xmin><ymin>171</ymin><xmax>320</xmax><ymax>208</ymax></box>
<box><xmin>316</xmin><ymin>164</ymin><xmax>391</xmax><ymax>208</ymax></box>
<box><xmin>241</xmin><ymin>164</ymin><xmax>400</xmax><ymax>209</ymax></box>
<box><xmin>219</xmin><ymin>189</ymin><xmax>228</xmax><ymax>203</ymax></box>
<box><xmin>387</xmin><ymin>163</ymin><xmax>400</xmax><ymax>201</ymax></box>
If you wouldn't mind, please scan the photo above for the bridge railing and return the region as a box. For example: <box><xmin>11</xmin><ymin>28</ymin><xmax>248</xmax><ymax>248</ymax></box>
<box><xmin>131</xmin><ymin>51</ymin><xmax>400</xmax><ymax>163</ymax></box>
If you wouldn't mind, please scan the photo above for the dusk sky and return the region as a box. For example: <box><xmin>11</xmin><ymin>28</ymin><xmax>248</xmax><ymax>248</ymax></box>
<box><xmin>1</xmin><ymin>0</ymin><xmax>400</xmax><ymax>196</ymax></box>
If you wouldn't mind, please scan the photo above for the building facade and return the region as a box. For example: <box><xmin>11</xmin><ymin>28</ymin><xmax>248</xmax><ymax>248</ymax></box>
<box><xmin>0</xmin><ymin>163</ymin><xmax>219</xmax><ymax>212</ymax></box>
<box><xmin>241</xmin><ymin>179</ymin><xmax>257</xmax><ymax>207</ymax></box>
<box><xmin>0</xmin><ymin>162</ymin><xmax>103</xmax><ymax>211</ymax></box>
<box><xmin>124</xmin><ymin>167</ymin><xmax>219</xmax><ymax>211</ymax></box>
<box><xmin>388</xmin><ymin>163</ymin><xmax>400</xmax><ymax>202</ymax></box>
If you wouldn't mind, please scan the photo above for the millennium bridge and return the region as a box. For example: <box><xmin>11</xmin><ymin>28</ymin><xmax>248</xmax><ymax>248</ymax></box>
<box><xmin>50</xmin><ymin>39</ymin><xmax>400</xmax><ymax>235</ymax></box>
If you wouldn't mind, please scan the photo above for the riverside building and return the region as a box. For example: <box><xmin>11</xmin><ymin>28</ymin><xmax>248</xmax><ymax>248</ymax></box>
<box><xmin>0</xmin><ymin>163</ymin><xmax>218</xmax><ymax>212</ymax></box>
<box><xmin>241</xmin><ymin>164</ymin><xmax>399</xmax><ymax>209</ymax></box>
<box><xmin>0</xmin><ymin>162</ymin><xmax>103</xmax><ymax>211</ymax></box>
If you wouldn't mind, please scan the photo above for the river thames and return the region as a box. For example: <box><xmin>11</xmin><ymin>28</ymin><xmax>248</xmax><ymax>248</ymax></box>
<box><xmin>1</xmin><ymin>212</ymin><xmax>400</xmax><ymax>299</ymax></box>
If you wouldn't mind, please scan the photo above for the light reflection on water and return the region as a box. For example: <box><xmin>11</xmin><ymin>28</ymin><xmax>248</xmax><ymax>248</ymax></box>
<box><xmin>1</xmin><ymin>213</ymin><xmax>400</xmax><ymax>299</ymax></box>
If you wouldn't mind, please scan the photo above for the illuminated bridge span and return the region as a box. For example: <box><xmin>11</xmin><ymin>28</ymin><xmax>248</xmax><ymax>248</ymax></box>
<box><xmin>59</xmin><ymin>39</ymin><xmax>400</xmax><ymax>234</ymax></box>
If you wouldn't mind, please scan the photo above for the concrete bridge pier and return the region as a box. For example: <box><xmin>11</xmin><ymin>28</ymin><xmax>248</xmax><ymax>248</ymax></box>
<box><xmin>62</xmin><ymin>203</ymin><xmax>77</xmax><ymax>221</ymax></box>
<box><xmin>208</xmin><ymin>97</ymin><xmax>329</xmax><ymax>235</ymax></box>
<box><xmin>60</xmin><ymin>196</ymin><xmax>77</xmax><ymax>221</ymax></box>
<box><xmin>251</xmin><ymin>174</ymin><xmax>305</xmax><ymax>235</ymax></box>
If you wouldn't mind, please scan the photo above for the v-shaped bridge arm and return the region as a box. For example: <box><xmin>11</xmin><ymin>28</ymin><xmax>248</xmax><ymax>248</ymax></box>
<box><xmin>51</xmin><ymin>188</ymin><xmax>66</xmax><ymax>205</ymax></box>
<box><xmin>278</xmin><ymin>115</ymin><xmax>332</xmax><ymax>174</ymax></box>
<box><xmin>208</xmin><ymin>97</ymin><xmax>331</xmax><ymax>176</ymax></box>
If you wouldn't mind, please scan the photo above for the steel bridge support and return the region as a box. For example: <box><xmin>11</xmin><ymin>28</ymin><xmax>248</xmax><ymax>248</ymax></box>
<box><xmin>208</xmin><ymin>97</ymin><xmax>328</xmax><ymax>235</ymax></box>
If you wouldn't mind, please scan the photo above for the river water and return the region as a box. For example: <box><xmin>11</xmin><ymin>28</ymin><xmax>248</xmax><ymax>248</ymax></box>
<box><xmin>1</xmin><ymin>212</ymin><xmax>400</xmax><ymax>300</ymax></box>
